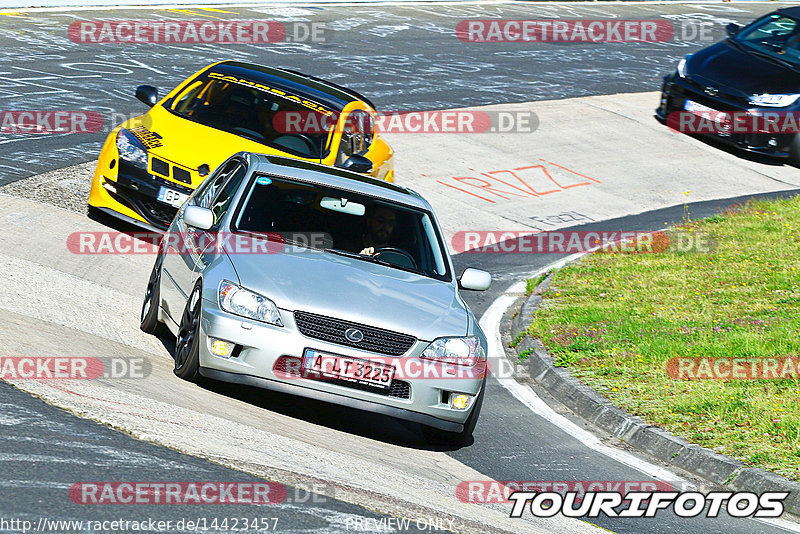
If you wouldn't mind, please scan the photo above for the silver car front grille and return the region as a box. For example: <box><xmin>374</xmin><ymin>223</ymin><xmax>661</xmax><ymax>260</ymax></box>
<box><xmin>293</xmin><ymin>311</ymin><xmax>416</xmax><ymax>356</ymax></box>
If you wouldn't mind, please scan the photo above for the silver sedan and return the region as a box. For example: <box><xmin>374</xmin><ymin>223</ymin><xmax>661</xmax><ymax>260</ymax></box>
<box><xmin>140</xmin><ymin>153</ymin><xmax>492</xmax><ymax>443</ymax></box>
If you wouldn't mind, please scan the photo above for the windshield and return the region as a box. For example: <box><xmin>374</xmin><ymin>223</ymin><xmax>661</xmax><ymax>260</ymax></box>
<box><xmin>233</xmin><ymin>174</ymin><xmax>451</xmax><ymax>281</ymax></box>
<box><xmin>166</xmin><ymin>75</ymin><xmax>334</xmax><ymax>159</ymax></box>
<box><xmin>734</xmin><ymin>13</ymin><xmax>800</xmax><ymax>66</ymax></box>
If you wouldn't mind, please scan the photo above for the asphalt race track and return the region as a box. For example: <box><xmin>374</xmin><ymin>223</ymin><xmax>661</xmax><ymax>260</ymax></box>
<box><xmin>1</xmin><ymin>3</ymin><xmax>800</xmax><ymax>534</ymax></box>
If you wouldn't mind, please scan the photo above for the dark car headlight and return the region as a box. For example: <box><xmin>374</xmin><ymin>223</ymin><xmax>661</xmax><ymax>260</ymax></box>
<box><xmin>677</xmin><ymin>54</ymin><xmax>691</xmax><ymax>78</ymax></box>
<box><xmin>748</xmin><ymin>94</ymin><xmax>800</xmax><ymax>108</ymax></box>
<box><xmin>115</xmin><ymin>129</ymin><xmax>148</xmax><ymax>169</ymax></box>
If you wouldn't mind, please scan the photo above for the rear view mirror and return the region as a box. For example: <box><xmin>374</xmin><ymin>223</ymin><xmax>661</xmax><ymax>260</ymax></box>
<box><xmin>183</xmin><ymin>205</ymin><xmax>214</xmax><ymax>230</ymax></box>
<box><xmin>338</xmin><ymin>154</ymin><xmax>373</xmax><ymax>174</ymax></box>
<box><xmin>320</xmin><ymin>197</ymin><xmax>365</xmax><ymax>216</ymax></box>
<box><xmin>458</xmin><ymin>268</ymin><xmax>492</xmax><ymax>291</ymax></box>
<box><xmin>726</xmin><ymin>23</ymin><xmax>741</xmax><ymax>37</ymax></box>
<box><xmin>136</xmin><ymin>85</ymin><xmax>158</xmax><ymax>107</ymax></box>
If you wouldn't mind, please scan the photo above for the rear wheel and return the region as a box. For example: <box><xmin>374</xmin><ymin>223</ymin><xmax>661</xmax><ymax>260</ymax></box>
<box><xmin>422</xmin><ymin>380</ymin><xmax>486</xmax><ymax>446</ymax></box>
<box><xmin>174</xmin><ymin>281</ymin><xmax>203</xmax><ymax>382</ymax></box>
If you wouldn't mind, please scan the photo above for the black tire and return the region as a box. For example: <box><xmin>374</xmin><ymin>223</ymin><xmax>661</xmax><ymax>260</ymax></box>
<box><xmin>422</xmin><ymin>379</ymin><xmax>486</xmax><ymax>446</ymax></box>
<box><xmin>174</xmin><ymin>281</ymin><xmax>203</xmax><ymax>382</ymax></box>
<box><xmin>140</xmin><ymin>254</ymin><xmax>168</xmax><ymax>336</ymax></box>
<box><xmin>790</xmin><ymin>134</ymin><xmax>800</xmax><ymax>168</ymax></box>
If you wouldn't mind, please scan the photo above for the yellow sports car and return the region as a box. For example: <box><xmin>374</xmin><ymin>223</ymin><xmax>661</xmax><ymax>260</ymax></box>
<box><xmin>88</xmin><ymin>60</ymin><xmax>394</xmax><ymax>230</ymax></box>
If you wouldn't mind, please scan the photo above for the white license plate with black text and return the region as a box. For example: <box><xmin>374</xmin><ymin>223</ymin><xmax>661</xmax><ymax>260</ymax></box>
<box><xmin>157</xmin><ymin>186</ymin><xmax>188</xmax><ymax>208</ymax></box>
<box><xmin>302</xmin><ymin>348</ymin><xmax>394</xmax><ymax>388</ymax></box>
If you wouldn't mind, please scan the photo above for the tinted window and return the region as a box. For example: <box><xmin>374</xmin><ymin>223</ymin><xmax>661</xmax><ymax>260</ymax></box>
<box><xmin>234</xmin><ymin>175</ymin><xmax>449</xmax><ymax>281</ymax></box>
<box><xmin>736</xmin><ymin>14</ymin><xmax>800</xmax><ymax>64</ymax></box>
<box><xmin>168</xmin><ymin>75</ymin><xmax>334</xmax><ymax>159</ymax></box>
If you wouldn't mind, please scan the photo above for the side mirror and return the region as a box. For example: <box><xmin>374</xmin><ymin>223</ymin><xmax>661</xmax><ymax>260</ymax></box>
<box><xmin>726</xmin><ymin>23</ymin><xmax>741</xmax><ymax>37</ymax></box>
<box><xmin>458</xmin><ymin>268</ymin><xmax>492</xmax><ymax>291</ymax></box>
<box><xmin>339</xmin><ymin>154</ymin><xmax>373</xmax><ymax>174</ymax></box>
<box><xmin>136</xmin><ymin>85</ymin><xmax>158</xmax><ymax>107</ymax></box>
<box><xmin>183</xmin><ymin>205</ymin><xmax>213</xmax><ymax>231</ymax></box>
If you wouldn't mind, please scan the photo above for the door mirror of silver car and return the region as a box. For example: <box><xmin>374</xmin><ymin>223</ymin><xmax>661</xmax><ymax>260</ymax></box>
<box><xmin>726</xmin><ymin>23</ymin><xmax>741</xmax><ymax>37</ymax></box>
<box><xmin>183</xmin><ymin>205</ymin><xmax>214</xmax><ymax>230</ymax></box>
<box><xmin>136</xmin><ymin>85</ymin><xmax>158</xmax><ymax>107</ymax></box>
<box><xmin>458</xmin><ymin>268</ymin><xmax>491</xmax><ymax>291</ymax></box>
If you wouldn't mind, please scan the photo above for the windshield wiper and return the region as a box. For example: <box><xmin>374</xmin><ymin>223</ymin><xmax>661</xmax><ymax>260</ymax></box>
<box><xmin>325</xmin><ymin>247</ymin><xmax>409</xmax><ymax>269</ymax></box>
<box><xmin>325</xmin><ymin>248</ymin><xmax>385</xmax><ymax>263</ymax></box>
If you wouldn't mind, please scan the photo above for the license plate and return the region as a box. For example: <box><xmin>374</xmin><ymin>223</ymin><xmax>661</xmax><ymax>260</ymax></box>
<box><xmin>302</xmin><ymin>348</ymin><xmax>394</xmax><ymax>388</ymax></box>
<box><xmin>684</xmin><ymin>99</ymin><xmax>716</xmax><ymax>115</ymax></box>
<box><xmin>157</xmin><ymin>186</ymin><xmax>188</xmax><ymax>208</ymax></box>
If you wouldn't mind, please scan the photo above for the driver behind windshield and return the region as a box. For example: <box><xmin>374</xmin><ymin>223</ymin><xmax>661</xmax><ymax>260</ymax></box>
<box><xmin>358</xmin><ymin>204</ymin><xmax>397</xmax><ymax>256</ymax></box>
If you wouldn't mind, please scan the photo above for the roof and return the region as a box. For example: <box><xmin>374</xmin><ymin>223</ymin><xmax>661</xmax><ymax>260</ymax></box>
<box><xmin>248</xmin><ymin>154</ymin><xmax>428</xmax><ymax>209</ymax></box>
<box><xmin>208</xmin><ymin>61</ymin><xmax>372</xmax><ymax>113</ymax></box>
<box><xmin>777</xmin><ymin>6</ymin><xmax>800</xmax><ymax>18</ymax></box>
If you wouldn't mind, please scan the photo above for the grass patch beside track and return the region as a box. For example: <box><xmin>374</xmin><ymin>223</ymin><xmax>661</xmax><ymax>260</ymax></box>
<box><xmin>527</xmin><ymin>196</ymin><xmax>800</xmax><ymax>480</ymax></box>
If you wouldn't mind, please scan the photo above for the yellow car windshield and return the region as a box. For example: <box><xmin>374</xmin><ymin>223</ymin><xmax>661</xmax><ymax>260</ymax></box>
<box><xmin>169</xmin><ymin>77</ymin><xmax>334</xmax><ymax>159</ymax></box>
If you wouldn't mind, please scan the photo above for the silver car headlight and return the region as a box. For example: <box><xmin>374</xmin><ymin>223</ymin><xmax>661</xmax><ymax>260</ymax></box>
<box><xmin>748</xmin><ymin>94</ymin><xmax>800</xmax><ymax>107</ymax></box>
<box><xmin>677</xmin><ymin>55</ymin><xmax>691</xmax><ymax>78</ymax></box>
<box><xmin>420</xmin><ymin>336</ymin><xmax>483</xmax><ymax>367</ymax></box>
<box><xmin>115</xmin><ymin>129</ymin><xmax>148</xmax><ymax>169</ymax></box>
<box><xmin>218</xmin><ymin>280</ymin><xmax>283</xmax><ymax>327</ymax></box>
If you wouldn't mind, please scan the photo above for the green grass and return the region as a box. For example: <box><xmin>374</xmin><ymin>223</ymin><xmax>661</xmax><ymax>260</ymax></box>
<box><xmin>526</xmin><ymin>271</ymin><xmax>549</xmax><ymax>296</ymax></box>
<box><xmin>518</xmin><ymin>347</ymin><xmax>533</xmax><ymax>364</ymax></box>
<box><xmin>527</xmin><ymin>197</ymin><xmax>800</xmax><ymax>480</ymax></box>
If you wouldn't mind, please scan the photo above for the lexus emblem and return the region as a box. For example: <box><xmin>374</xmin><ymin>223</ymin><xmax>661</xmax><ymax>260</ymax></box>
<box><xmin>344</xmin><ymin>328</ymin><xmax>364</xmax><ymax>343</ymax></box>
<box><xmin>704</xmin><ymin>87</ymin><xmax>719</xmax><ymax>97</ymax></box>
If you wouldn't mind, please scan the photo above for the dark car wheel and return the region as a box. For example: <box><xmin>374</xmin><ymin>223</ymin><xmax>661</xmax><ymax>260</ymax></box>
<box><xmin>789</xmin><ymin>134</ymin><xmax>800</xmax><ymax>168</ymax></box>
<box><xmin>140</xmin><ymin>254</ymin><xmax>168</xmax><ymax>336</ymax></box>
<box><xmin>174</xmin><ymin>281</ymin><xmax>203</xmax><ymax>382</ymax></box>
<box><xmin>422</xmin><ymin>378</ymin><xmax>486</xmax><ymax>446</ymax></box>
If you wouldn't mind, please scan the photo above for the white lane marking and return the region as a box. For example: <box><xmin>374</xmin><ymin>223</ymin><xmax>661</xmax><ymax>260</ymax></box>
<box><xmin>480</xmin><ymin>262</ymin><xmax>800</xmax><ymax>532</ymax></box>
<box><xmin>480</xmin><ymin>276</ymin><xmax>684</xmax><ymax>483</ymax></box>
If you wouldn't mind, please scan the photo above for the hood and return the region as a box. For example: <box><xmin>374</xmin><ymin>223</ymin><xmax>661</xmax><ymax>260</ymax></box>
<box><xmin>686</xmin><ymin>41</ymin><xmax>800</xmax><ymax>97</ymax></box>
<box><xmin>227</xmin><ymin>246</ymin><xmax>467</xmax><ymax>341</ymax></box>
<box><xmin>125</xmin><ymin>106</ymin><xmax>319</xmax><ymax>174</ymax></box>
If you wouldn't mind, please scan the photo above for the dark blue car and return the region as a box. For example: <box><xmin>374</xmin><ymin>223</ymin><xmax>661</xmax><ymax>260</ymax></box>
<box><xmin>657</xmin><ymin>7</ymin><xmax>800</xmax><ymax>165</ymax></box>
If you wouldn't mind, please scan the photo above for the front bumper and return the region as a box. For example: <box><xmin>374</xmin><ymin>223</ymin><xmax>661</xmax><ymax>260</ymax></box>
<box><xmin>103</xmin><ymin>160</ymin><xmax>192</xmax><ymax>230</ymax></box>
<box><xmin>196</xmin><ymin>299</ymin><xmax>486</xmax><ymax>431</ymax></box>
<box><xmin>657</xmin><ymin>74</ymin><xmax>794</xmax><ymax>157</ymax></box>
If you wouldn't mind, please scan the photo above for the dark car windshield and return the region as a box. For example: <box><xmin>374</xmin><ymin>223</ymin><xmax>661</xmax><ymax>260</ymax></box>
<box><xmin>734</xmin><ymin>13</ymin><xmax>800</xmax><ymax>66</ymax></box>
<box><xmin>233</xmin><ymin>174</ymin><xmax>451</xmax><ymax>281</ymax></box>
<box><xmin>165</xmin><ymin>75</ymin><xmax>334</xmax><ymax>159</ymax></box>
